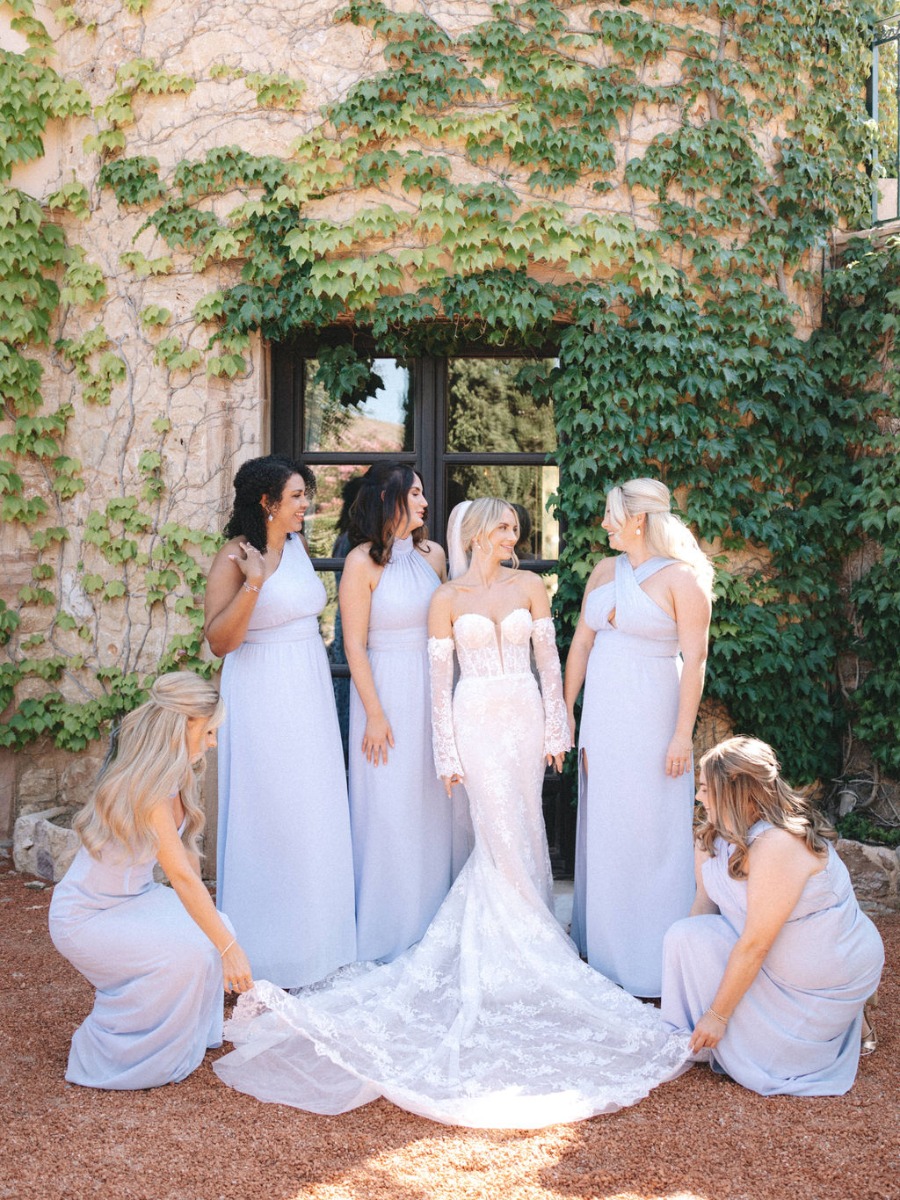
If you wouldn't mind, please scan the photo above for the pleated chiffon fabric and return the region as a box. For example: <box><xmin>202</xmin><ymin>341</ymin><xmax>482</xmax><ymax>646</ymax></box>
<box><xmin>216</xmin><ymin>534</ymin><xmax>356</xmax><ymax>988</ymax></box>
<box><xmin>49</xmin><ymin>837</ymin><xmax>226</xmax><ymax>1089</ymax></box>
<box><xmin>214</xmin><ymin>610</ymin><xmax>691</xmax><ymax>1128</ymax></box>
<box><xmin>571</xmin><ymin>554</ymin><xmax>696</xmax><ymax>997</ymax></box>
<box><xmin>661</xmin><ymin>822</ymin><xmax>885</xmax><ymax>1096</ymax></box>
<box><xmin>349</xmin><ymin>536</ymin><xmax>460</xmax><ymax>963</ymax></box>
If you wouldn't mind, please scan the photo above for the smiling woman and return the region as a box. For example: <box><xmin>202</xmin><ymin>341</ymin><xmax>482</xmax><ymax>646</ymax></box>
<box><xmin>213</xmin><ymin>498</ymin><xmax>691</xmax><ymax>1127</ymax></box>
<box><xmin>204</xmin><ymin>455</ymin><xmax>356</xmax><ymax>989</ymax></box>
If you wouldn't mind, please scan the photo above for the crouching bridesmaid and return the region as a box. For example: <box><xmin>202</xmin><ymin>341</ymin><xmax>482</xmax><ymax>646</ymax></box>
<box><xmin>49</xmin><ymin>672</ymin><xmax>252</xmax><ymax>1089</ymax></box>
<box><xmin>661</xmin><ymin>736</ymin><xmax>883</xmax><ymax>1096</ymax></box>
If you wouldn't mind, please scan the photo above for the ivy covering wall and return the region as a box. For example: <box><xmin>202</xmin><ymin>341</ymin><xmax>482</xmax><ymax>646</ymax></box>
<box><xmin>1</xmin><ymin>0</ymin><xmax>897</xmax><ymax>794</ymax></box>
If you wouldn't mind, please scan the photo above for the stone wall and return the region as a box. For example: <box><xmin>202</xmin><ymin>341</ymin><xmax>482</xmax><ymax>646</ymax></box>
<box><xmin>0</xmin><ymin>0</ymin><xmax>850</xmax><ymax>827</ymax></box>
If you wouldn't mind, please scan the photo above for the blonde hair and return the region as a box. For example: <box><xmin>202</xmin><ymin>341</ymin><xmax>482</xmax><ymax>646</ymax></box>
<box><xmin>458</xmin><ymin>497</ymin><xmax>519</xmax><ymax>571</ymax></box>
<box><xmin>605</xmin><ymin>478</ymin><xmax>714</xmax><ymax>598</ymax></box>
<box><xmin>75</xmin><ymin>672</ymin><xmax>224</xmax><ymax>861</ymax></box>
<box><xmin>696</xmin><ymin>736</ymin><xmax>835</xmax><ymax>879</ymax></box>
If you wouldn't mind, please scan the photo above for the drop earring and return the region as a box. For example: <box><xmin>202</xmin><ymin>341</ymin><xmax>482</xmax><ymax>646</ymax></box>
<box><xmin>267</xmin><ymin>511</ymin><xmax>274</xmax><ymax>523</ymax></box>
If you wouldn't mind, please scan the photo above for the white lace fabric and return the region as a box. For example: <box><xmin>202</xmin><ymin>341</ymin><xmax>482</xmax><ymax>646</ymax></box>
<box><xmin>429</xmin><ymin>610</ymin><xmax>571</xmax><ymax>778</ymax></box>
<box><xmin>428</xmin><ymin>635</ymin><xmax>463</xmax><ymax>779</ymax></box>
<box><xmin>214</xmin><ymin>609</ymin><xmax>690</xmax><ymax>1128</ymax></box>
<box><xmin>531</xmin><ymin>615</ymin><xmax>573</xmax><ymax>757</ymax></box>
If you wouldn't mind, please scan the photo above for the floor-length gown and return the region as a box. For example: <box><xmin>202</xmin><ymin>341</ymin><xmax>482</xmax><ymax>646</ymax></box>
<box><xmin>350</xmin><ymin>536</ymin><xmax>460</xmax><ymax>963</ymax></box>
<box><xmin>213</xmin><ymin>609</ymin><xmax>690</xmax><ymax>1129</ymax></box>
<box><xmin>661</xmin><ymin>822</ymin><xmax>885</xmax><ymax>1096</ymax></box>
<box><xmin>216</xmin><ymin>534</ymin><xmax>356</xmax><ymax>988</ymax></box>
<box><xmin>571</xmin><ymin>555</ymin><xmax>695</xmax><ymax>997</ymax></box>
<box><xmin>49</xmin><ymin>829</ymin><xmax>226</xmax><ymax>1089</ymax></box>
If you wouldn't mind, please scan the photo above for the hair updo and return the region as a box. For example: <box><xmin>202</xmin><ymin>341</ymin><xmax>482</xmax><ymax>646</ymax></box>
<box><xmin>224</xmin><ymin>455</ymin><xmax>316</xmax><ymax>553</ymax></box>
<box><xmin>75</xmin><ymin>672</ymin><xmax>225</xmax><ymax>861</ymax></box>
<box><xmin>448</xmin><ymin>497</ymin><xmax>518</xmax><ymax>577</ymax></box>
<box><xmin>605</xmin><ymin>478</ymin><xmax>714</xmax><ymax>597</ymax></box>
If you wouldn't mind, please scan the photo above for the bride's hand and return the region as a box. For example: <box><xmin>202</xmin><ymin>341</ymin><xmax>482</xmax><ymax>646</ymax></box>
<box><xmin>546</xmin><ymin>751</ymin><xmax>566</xmax><ymax>773</ymax></box>
<box><xmin>441</xmin><ymin>773</ymin><xmax>463</xmax><ymax>797</ymax></box>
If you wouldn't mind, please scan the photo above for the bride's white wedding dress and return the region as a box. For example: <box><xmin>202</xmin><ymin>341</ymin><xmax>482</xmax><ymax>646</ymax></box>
<box><xmin>213</xmin><ymin>609</ymin><xmax>690</xmax><ymax>1128</ymax></box>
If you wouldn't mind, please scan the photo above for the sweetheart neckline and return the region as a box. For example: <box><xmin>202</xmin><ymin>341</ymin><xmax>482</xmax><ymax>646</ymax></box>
<box><xmin>454</xmin><ymin>607</ymin><xmax>532</xmax><ymax>632</ymax></box>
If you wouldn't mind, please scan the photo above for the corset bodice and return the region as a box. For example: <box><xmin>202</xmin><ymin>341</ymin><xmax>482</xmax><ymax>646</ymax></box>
<box><xmin>453</xmin><ymin>608</ymin><xmax>534</xmax><ymax>678</ymax></box>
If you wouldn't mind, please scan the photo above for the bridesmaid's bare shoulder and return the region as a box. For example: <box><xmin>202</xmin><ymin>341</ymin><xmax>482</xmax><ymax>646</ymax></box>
<box><xmin>417</xmin><ymin>539</ymin><xmax>447</xmax><ymax>579</ymax></box>
<box><xmin>585</xmin><ymin>555</ymin><xmax>616</xmax><ymax>593</ymax></box>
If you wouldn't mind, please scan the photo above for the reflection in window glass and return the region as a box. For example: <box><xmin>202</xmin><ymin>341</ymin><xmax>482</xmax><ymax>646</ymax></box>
<box><xmin>446</xmin><ymin>465</ymin><xmax>560</xmax><ymax>560</ymax></box>
<box><xmin>316</xmin><ymin>570</ymin><xmax>338</xmax><ymax>653</ymax></box>
<box><xmin>304</xmin><ymin>358</ymin><xmax>413</xmax><ymax>453</ymax></box>
<box><xmin>305</xmin><ymin>464</ymin><xmax>371</xmax><ymax>558</ymax></box>
<box><xmin>877</xmin><ymin>37</ymin><xmax>900</xmax><ymax>221</ymax></box>
<box><xmin>447</xmin><ymin>359</ymin><xmax>557</xmax><ymax>454</ymax></box>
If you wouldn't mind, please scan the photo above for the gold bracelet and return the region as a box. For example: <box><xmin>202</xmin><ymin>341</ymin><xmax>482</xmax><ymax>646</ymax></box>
<box><xmin>219</xmin><ymin>938</ymin><xmax>236</xmax><ymax>957</ymax></box>
<box><xmin>242</xmin><ymin>582</ymin><xmax>261</xmax><ymax>594</ymax></box>
<box><xmin>707</xmin><ymin>1006</ymin><xmax>729</xmax><ymax>1026</ymax></box>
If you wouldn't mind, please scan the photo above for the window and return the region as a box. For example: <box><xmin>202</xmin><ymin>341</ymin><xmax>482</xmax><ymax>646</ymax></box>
<box><xmin>270</xmin><ymin>340</ymin><xmax>574</xmax><ymax>873</ymax></box>
<box><xmin>271</xmin><ymin>343</ymin><xmax>561</xmax><ymax>657</ymax></box>
<box><xmin>871</xmin><ymin>15</ymin><xmax>900</xmax><ymax>224</ymax></box>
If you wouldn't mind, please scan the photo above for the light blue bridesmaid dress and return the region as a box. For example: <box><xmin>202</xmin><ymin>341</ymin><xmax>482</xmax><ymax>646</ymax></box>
<box><xmin>661</xmin><ymin>821</ymin><xmax>885</xmax><ymax>1095</ymax></box>
<box><xmin>349</xmin><ymin>536</ymin><xmax>459</xmax><ymax>963</ymax></box>
<box><xmin>571</xmin><ymin>554</ymin><xmax>695</xmax><ymax>997</ymax></box>
<box><xmin>49</xmin><ymin>828</ymin><xmax>226</xmax><ymax>1089</ymax></box>
<box><xmin>216</xmin><ymin>534</ymin><xmax>356</xmax><ymax>987</ymax></box>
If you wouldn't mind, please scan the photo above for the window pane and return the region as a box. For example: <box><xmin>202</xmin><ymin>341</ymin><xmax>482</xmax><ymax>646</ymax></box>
<box><xmin>446</xmin><ymin>359</ymin><xmax>557</xmax><ymax>453</ymax></box>
<box><xmin>877</xmin><ymin>38</ymin><xmax>900</xmax><ymax>221</ymax></box>
<box><xmin>316</xmin><ymin>569</ymin><xmax>339</xmax><ymax>652</ymax></box>
<box><xmin>446</xmin><ymin>464</ymin><xmax>560</xmax><ymax>560</ymax></box>
<box><xmin>304</xmin><ymin>358</ymin><xmax>413</xmax><ymax>453</ymax></box>
<box><xmin>305</xmin><ymin>464</ymin><xmax>371</xmax><ymax>558</ymax></box>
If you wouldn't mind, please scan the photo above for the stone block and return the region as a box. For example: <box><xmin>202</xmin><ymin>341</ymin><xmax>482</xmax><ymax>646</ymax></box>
<box><xmin>13</xmin><ymin>806</ymin><xmax>80</xmax><ymax>882</ymax></box>
<box><xmin>837</xmin><ymin>838</ymin><xmax>900</xmax><ymax>914</ymax></box>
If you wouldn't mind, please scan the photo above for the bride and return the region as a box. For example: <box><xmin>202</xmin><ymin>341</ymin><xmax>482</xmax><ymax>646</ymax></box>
<box><xmin>214</xmin><ymin>498</ymin><xmax>690</xmax><ymax>1128</ymax></box>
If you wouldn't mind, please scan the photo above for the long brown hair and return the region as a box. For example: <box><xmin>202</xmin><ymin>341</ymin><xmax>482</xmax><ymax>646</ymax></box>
<box><xmin>348</xmin><ymin>462</ymin><xmax>429</xmax><ymax>565</ymax></box>
<box><xmin>696</xmin><ymin>736</ymin><xmax>835</xmax><ymax>879</ymax></box>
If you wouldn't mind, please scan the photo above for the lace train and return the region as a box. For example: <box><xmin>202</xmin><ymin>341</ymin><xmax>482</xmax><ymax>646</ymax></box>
<box><xmin>217</xmin><ymin>847</ymin><xmax>690</xmax><ymax>1127</ymax></box>
<box><xmin>214</xmin><ymin>609</ymin><xmax>690</xmax><ymax>1127</ymax></box>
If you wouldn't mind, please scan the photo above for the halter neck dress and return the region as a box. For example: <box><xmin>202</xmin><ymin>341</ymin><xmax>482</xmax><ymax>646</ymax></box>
<box><xmin>216</xmin><ymin>534</ymin><xmax>356</xmax><ymax>988</ymax></box>
<box><xmin>571</xmin><ymin>554</ymin><xmax>696</xmax><ymax>996</ymax></box>
<box><xmin>349</xmin><ymin>536</ymin><xmax>460</xmax><ymax>963</ymax></box>
<box><xmin>661</xmin><ymin>821</ymin><xmax>884</xmax><ymax>1095</ymax></box>
<box><xmin>214</xmin><ymin>609</ymin><xmax>691</xmax><ymax>1128</ymax></box>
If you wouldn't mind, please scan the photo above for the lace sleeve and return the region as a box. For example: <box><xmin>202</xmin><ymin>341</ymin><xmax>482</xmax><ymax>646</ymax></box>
<box><xmin>427</xmin><ymin>636</ymin><xmax>464</xmax><ymax>779</ymax></box>
<box><xmin>532</xmin><ymin>617</ymin><xmax>573</xmax><ymax>757</ymax></box>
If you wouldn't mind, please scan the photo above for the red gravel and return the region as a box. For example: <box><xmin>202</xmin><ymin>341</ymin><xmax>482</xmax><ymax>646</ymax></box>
<box><xmin>2</xmin><ymin>856</ymin><xmax>896</xmax><ymax>1200</ymax></box>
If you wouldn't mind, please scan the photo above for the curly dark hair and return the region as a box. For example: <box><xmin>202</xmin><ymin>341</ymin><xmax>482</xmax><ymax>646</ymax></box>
<box><xmin>223</xmin><ymin>455</ymin><xmax>316</xmax><ymax>552</ymax></box>
<box><xmin>348</xmin><ymin>462</ymin><xmax>429</xmax><ymax>566</ymax></box>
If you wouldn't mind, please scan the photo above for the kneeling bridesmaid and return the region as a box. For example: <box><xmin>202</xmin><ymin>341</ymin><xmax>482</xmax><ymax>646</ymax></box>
<box><xmin>661</xmin><ymin>736</ymin><xmax>883</xmax><ymax>1096</ymax></box>
<box><xmin>49</xmin><ymin>672</ymin><xmax>252</xmax><ymax>1089</ymax></box>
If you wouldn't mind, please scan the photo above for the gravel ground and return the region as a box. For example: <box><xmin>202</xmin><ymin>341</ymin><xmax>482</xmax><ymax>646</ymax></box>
<box><xmin>2</xmin><ymin>853</ymin><xmax>896</xmax><ymax>1200</ymax></box>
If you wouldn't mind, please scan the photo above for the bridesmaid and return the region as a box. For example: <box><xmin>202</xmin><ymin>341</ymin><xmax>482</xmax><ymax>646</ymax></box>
<box><xmin>205</xmin><ymin>455</ymin><xmax>356</xmax><ymax>987</ymax></box>
<box><xmin>564</xmin><ymin>478</ymin><xmax>713</xmax><ymax>997</ymax></box>
<box><xmin>340</xmin><ymin>462</ymin><xmax>457</xmax><ymax>962</ymax></box>
<box><xmin>49</xmin><ymin>672</ymin><xmax>253</xmax><ymax>1089</ymax></box>
<box><xmin>662</xmin><ymin>736</ymin><xmax>884</xmax><ymax>1095</ymax></box>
